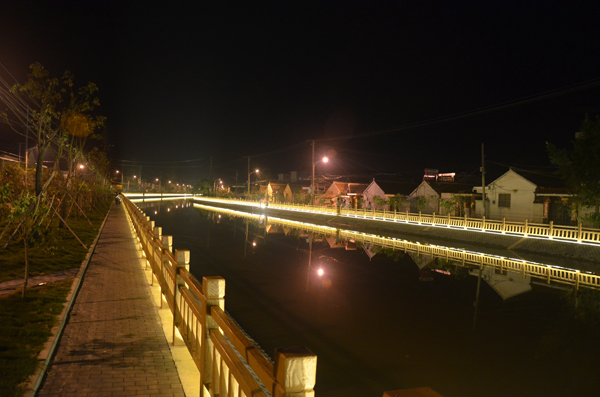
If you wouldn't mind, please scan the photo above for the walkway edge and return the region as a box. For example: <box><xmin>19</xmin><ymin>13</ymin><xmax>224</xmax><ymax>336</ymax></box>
<box><xmin>22</xmin><ymin>204</ymin><xmax>114</xmax><ymax>397</ymax></box>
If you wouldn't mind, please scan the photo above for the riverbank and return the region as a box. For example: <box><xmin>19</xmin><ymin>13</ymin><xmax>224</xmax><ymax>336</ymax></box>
<box><xmin>195</xmin><ymin>199</ymin><xmax>600</xmax><ymax>271</ymax></box>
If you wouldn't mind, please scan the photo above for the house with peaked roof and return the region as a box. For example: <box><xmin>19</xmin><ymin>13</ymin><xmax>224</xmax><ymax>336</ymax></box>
<box><xmin>323</xmin><ymin>181</ymin><xmax>369</xmax><ymax>208</ymax></box>
<box><xmin>408</xmin><ymin>180</ymin><xmax>479</xmax><ymax>215</ymax></box>
<box><xmin>473</xmin><ymin>168</ymin><xmax>572</xmax><ymax>224</ymax></box>
<box><xmin>260</xmin><ymin>182</ymin><xmax>287</xmax><ymax>202</ymax></box>
<box><xmin>362</xmin><ymin>179</ymin><xmax>389</xmax><ymax>210</ymax></box>
<box><xmin>283</xmin><ymin>183</ymin><xmax>310</xmax><ymax>203</ymax></box>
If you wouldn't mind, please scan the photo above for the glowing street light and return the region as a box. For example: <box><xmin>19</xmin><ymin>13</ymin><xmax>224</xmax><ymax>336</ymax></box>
<box><xmin>213</xmin><ymin>178</ymin><xmax>222</xmax><ymax>197</ymax></box>
<box><xmin>115</xmin><ymin>169</ymin><xmax>123</xmax><ymax>185</ymax></box>
<box><xmin>311</xmin><ymin>140</ymin><xmax>330</xmax><ymax>206</ymax></box>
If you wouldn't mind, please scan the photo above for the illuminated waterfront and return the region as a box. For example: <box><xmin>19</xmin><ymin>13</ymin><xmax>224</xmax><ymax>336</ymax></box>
<box><xmin>139</xmin><ymin>199</ymin><xmax>600</xmax><ymax>397</ymax></box>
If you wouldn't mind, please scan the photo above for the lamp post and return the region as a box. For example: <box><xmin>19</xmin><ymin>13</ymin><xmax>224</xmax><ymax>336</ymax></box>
<box><xmin>213</xmin><ymin>178</ymin><xmax>223</xmax><ymax>197</ymax></box>
<box><xmin>311</xmin><ymin>141</ymin><xmax>329</xmax><ymax>206</ymax></box>
<box><xmin>247</xmin><ymin>167</ymin><xmax>259</xmax><ymax>195</ymax></box>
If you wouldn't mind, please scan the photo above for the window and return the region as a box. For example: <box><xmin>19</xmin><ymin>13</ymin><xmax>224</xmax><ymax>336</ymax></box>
<box><xmin>498</xmin><ymin>193</ymin><xmax>511</xmax><ymax>208</ymax></box>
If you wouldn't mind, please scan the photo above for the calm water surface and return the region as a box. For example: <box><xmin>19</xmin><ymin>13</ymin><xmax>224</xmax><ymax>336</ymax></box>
<box><xmin>141</xmin><ymin>200</ymin><xmax>600</xmax><ymax>397</ymax></box>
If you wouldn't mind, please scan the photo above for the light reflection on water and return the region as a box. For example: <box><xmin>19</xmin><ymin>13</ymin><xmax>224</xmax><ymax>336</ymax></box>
<box><xmin>140</xmin><ymin>199</ymin><xmax>600</xmax><ymax>397</ymax></box>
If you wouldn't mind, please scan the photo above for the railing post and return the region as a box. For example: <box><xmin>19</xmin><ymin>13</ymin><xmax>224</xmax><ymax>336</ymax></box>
<box><xmin>151</xmin><ymin>226</ymin><xmax>162</xmax><ymax>285</ymax></box>
<box><xmin>274</xmin><ymin>347</ymin><xmax>317</xmax><ymax>397</ymax></box>
<box><xmin>146</xmin><ymin>218</ymin><xmax>155</xmax><ymax>269</ymax></box>
<box><xmin>432</xmin><ymin>212</ymin><xmax>436</xmax><ymax>225</ymax></box>
<box><xmin>578</xmin><ymin>222</ymin><xmax>583</xmax><ymax>243</ymax></box>
<box><xmin>481</xmin><ymin>216</ymin><xmax>486</xmax><ymax>232</ymax></box>
<box><xmin>502</xmin><ymin>218</ymin><xmax>506</xmax><ymax>234</ymax></box>
<box><xmin>464</xmin><ymin>213</ymin><xmax>467</xmax><ymax>230</ymax></box>
<box><xmin>418</xmin><ymin>211</ymin><xmax>422</xmax><ymax>224</ymax></box>
<box><xmin>173</xmin><ymin>249</ymin><xmax>190</xmax><ymax>345</ymax></box>
<box><xmin>549</xmin><ymin>221</ymin><xmax>554</xmax><ymax>239</ymax></box>
<box><xmin>160</xmin><ymin>235</ymin><xmax>173</xmax><ymax>308</ymax></box>
<box><xmin>524</xmin><ymin>219</ymin><xmax>528</xmax><ymax>237</ymax></box>
<box><xmin>201</xmin><ymin>276</ymin><xmax>226</xmax><ymax>394</ymax></box>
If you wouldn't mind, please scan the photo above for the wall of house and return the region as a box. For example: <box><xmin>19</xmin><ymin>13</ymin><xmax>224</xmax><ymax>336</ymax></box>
<box><xmin>363</xmin><ymin>183</ymin><xmax>388</xmax><ymax>210</ymax></box>
<box><xmin>477</xmin><ymin>171</ymin><xmax>541</xmax><ymax>222</ymax></box>
<box><xmin>408</xmin><ymin>182</ymin><xmax>439</xmax><ymax>214</ymax></box>
<box><xmin>324</xmin><ymin>183</ymin><xmax>343</xmax><ymax>197</ymax></box>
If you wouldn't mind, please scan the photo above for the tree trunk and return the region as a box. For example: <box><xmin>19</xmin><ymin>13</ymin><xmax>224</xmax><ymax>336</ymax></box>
<box><xmin>35</xmin><ymin>144</ymin><xmax>48</xmax><ymax>196</ymax></box>
<box><xmin>23</xmin><ymin>237</ymin><xmax>29</xmax><ymax>298</ymax></box>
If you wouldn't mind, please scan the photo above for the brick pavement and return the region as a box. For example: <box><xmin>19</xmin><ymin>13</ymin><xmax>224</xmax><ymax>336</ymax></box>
<box><xmin>38</xmin><ymin>205</ymin><xmax>186</xmax><ymax>397</ymax></box>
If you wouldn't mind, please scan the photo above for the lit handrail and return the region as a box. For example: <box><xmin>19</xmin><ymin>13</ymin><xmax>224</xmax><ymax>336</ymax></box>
<box><xmin>191</xmin><ymin>196</ymin><xmax>600</xmax><ymax>245</ymax></box>
<box><xmin>121</xmin><ymin>195</ymin><xmax>317</xmax><ymax>396</ymax></box>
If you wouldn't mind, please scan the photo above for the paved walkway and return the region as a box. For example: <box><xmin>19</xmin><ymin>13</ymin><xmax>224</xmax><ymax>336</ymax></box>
<box><xmin>38</xmin><ymin>204</ymin><xmax>186</xmax><ymax>397</ymax></box>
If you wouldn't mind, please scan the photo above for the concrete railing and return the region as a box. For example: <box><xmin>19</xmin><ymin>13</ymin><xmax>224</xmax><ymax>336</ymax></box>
<box><xmin>191</xmin><ymin>196</ymin><xmax>600</xmax><ymax>246</ymax></box>
<box><xmin>122</xmin><ymin>196</ymin><xmax>317</xmax><ymax>397</ymax></box>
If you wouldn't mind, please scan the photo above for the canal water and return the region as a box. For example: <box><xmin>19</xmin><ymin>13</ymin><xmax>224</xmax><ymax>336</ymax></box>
<box><xmin>140</xmin><ymin>200</ymin><xmax>600</xmax><ymax>397</ymax></box>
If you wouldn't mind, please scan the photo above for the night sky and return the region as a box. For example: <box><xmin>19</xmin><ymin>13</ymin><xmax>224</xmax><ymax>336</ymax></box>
<box><xmin>1</xmin><ymin>1</ymin><xmax>600</xmax><ymax>184</ymax></box>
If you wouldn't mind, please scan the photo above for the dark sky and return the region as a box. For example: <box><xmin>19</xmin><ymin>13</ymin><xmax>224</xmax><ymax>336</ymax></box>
<box><xmin>2</xmin><ymin>0</ymin><xmax>600</xmax><ymax>184</ymax></box>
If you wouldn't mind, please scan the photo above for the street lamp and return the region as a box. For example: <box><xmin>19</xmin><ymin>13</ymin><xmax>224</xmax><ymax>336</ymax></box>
<box><xmin>247</xmin><ymin>168</ymin><xmax>259</xmax><ymax>194</ymax></box>
<box><xmin>311</xmin><ymin>140</ymin><xmax>329</xmax><ymax>206</ymax></box>
<box><xmin>213</xmin><ymin>178</ymin><xmax>222</xmax><ymax>197</ymax></box>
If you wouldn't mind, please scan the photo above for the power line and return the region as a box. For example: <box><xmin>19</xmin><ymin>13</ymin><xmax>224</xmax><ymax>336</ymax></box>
<box><xmin>316</xmin><ymin>77</ymin><xmax>600</xmax><ymax>143</ymax></box>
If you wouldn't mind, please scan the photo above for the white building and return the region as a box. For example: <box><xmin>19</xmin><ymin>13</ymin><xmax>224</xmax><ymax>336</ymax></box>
<box><xmin>473</xmin><ymin>169</ymin><xmax>573</xmax><ymax>224</ymax></box>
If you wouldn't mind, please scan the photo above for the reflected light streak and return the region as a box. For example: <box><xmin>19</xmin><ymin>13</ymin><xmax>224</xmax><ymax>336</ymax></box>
<box><xmin>190</xmin><ymin>202</ymin><xmax>593</xmax><ymax>277</ymax></box>
<box><xmin>191</xmin><ymin>197</ymin><xmax>600</xmax><ymax>248</ymax></box>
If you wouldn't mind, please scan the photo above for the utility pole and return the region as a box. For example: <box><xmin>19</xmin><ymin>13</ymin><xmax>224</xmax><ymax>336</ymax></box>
<box><xmin>481</xmin><ymin>143</ymin><xmax>486</xmax><ymax>218</ymax></box>
<box><xmin>235</xmin><ymin>169</ymin><xmax>238</xmax><ymax>195</ymax></box>
<box><xmin>25</xmin><ymin>109</ymin><xmax>29</xmax><ymax>186</ymax></box>
<box><xmin>311</xmin><ymin>140</ymin><xmax>315</xmax><ymax>206</ymax></box>
<box><xmin>247</xmin><ymin>157</ymin><xmax>251</xmax><ymax>195</ymax></box>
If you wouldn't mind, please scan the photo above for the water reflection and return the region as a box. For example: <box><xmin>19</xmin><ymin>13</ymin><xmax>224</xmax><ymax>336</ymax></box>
<box><xmin>188</xmin><ymin>202</ymin><xmax>599</xmax><ymax>295</ymax></box>
<box><xmin>137</xmin><ymin>199</ymin><xmax>600</xmax><ymax>396</ymax></box>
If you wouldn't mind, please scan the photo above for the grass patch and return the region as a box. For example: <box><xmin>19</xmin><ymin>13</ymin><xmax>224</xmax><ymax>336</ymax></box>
<box><xmin>0</xmin><ymin>201</ymin><xmax>110</xmax><ymax>283</ymax></box>
<box><xmin>0</xmin><ymin>279</ymin><xmax>73</xmax><ymax>396</ymax></box>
